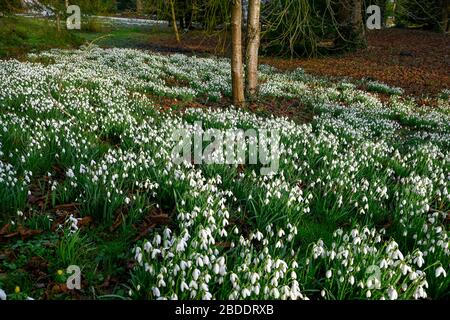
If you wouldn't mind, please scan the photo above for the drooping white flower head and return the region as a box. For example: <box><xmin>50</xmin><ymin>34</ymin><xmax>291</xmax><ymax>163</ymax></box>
<box><xmin>0</xmin><ymin>288</ymin><xmax>6</xmax><ymax>301</ymax></box>
<box><xmin>387</xmin><ymin>287</ymin><xmax>398</xmax><ymax>300</ymax></box>
<box><xmin>435</xmin><ymin>266</ymin><xmax>447</xmax><ymax>278</ymax></box>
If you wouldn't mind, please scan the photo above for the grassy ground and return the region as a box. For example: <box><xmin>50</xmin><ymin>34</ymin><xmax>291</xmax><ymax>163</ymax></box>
<box><xmin>0</xmin><ymin>15</ymin><xmax>205</xmax><ymax>58</ymax></box>
<box><xmin>0</xmin><ymin>16</ymin><xmax>83</xmax><ymax>59</ymax></box>
<box><xmin>75</xmin><ymin>20</ymin><xmax>211</xmax><ymax>55</ymax></box>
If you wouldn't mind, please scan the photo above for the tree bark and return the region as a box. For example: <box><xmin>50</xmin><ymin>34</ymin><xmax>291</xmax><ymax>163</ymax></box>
<box><xmin>245</xmin><ymin>0</ymin><xmax>260</xmax><ymax>97</ymax></box>
<box><xmin>377</xmin><ymin>0</ymin><xmax>387</xmax><ymax>27</ymax></box>
<box><xmin>231</xmin><ymin>0</ymin><xmax>245</xmax><ymax>106</ymax></box>
<box><xmin>442</xmin><ymin>0</ymin><xmax>449</xmax><ymax>32</ymax></box>
<box><xmin>136</xmin><ymin>0</ymin><xmax>143</xmax><ymax>14</ymax></box>
<box><xmin>336</xmin><ymin>0</ymin><xmax>366</xmax><ymax>49</ymax></box>
<box><xmin>169</xmin><ymin>0</ymin><xmax>181</xmax><ymax>43</ymax></box>
<box><xmin>56</xmin><ymin>12</ymin><xmax>61</xmax><ymax>32</ymax></box>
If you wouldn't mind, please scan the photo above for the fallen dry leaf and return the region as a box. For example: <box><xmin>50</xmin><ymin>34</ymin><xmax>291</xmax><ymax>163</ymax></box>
<box><xmin>17</xmin><ymin>225</ymin><xmax>43</xmax><ymax>240</ymax></box>
<box><xmin>1</xmin><ymin>225</ymin><xmax>42</xmax><ymax>240</ymax></box>
<box><xmin>0</xmin><ymin>223</ymin><xmax>11</xmax><ymax>236</ymax></box>
<box><xmin>78</xmin><ymin>216</ymin><xmax>93</xmax><ymax>228</ymax></box>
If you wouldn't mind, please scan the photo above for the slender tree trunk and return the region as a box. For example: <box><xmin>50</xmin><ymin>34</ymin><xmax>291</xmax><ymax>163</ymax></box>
<box><xmin>442</xmin><ymin>0</ymin><xmax>449</xmax><ymax>32</ymax></box>
<box><xmin>169</xmin><ymin>0</ymin><xmax>181</xmax><ymax>43</ymax></box>
<box><xmin>185</xmin><ymin>0</ymin><xmax>193</xmax><ymax>30</ymax></box>
<box><xmin>231</xmin><ymin>0</ymin><xmax>245</xmax><ymax>106</ymax></box>
<box><xmin>56</xmin><ymin>12</ymin><xmax>61</xmax><ymax>32</ymax></box>
<box><xmin>63</xmin><ymin>0</ymin><xmax>69</xmax><ymax>31</ymax></box>
<box><xmin>377</xmin><ymin>0</ymin><xmax>387</xmax><ymax>27</ymax></box>
<box><xmin>336</xmin><ymin>0</ymin><xmax>366</xmax><ymax>49</ymax></box>
<box><xmin>136</xmin><ymin>0</ymin><xmax>143</xmax><ymax>14</ymax></box>
<box><xmin>245</xmin><ymin>0</ymin><xmax>260</xmax><ymax>97</ymax></box>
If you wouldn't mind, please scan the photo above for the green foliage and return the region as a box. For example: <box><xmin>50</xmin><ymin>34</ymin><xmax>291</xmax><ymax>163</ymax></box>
<box><xmin>0</xmin><ymin>0</ymin><xmax>23</xmax><ymax>13</ymax></box>
<box><xmin>0</xmin><ymin>16</ymin><xmax>83</xmax><ymax>58</ymax></box>
<box><xmin>367</xmin><ymin>81</ymin><xmax>405</xmax><ymax>95</ymax></box>
<box><xmin>56</xmin><ymin>230</ymin><xmax>94</xmax><ymax>266</ymax></box>
<box><xmin>261</xmin><ymin>0</ymin><xmax>350</xmax><ymax>57</ymax></box>
<box><xmin>396</xmin><ymin>0</ymin><xmax>444</xmax><ymax>30</ymax></box>
<box><xmin>83</xmin><ymin>17</ymin><xmax>105</xmax><ymax>33</ymax></box>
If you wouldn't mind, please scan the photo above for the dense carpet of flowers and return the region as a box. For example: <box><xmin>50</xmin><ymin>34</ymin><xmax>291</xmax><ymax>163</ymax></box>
<box><xmin>0</xmin><ymin>46</ymin><xmax>448</xmax><ymax>300</ymax></box>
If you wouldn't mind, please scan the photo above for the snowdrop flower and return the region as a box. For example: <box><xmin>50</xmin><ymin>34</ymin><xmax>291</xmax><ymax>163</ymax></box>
<box><xmin>387</xmin><ymin>287</ymin><xmax>398</xmax><ymax>300</ymax></box>
<box><xmin>413</xmin><ymin>253</ymin><xmax>425</xmax><ymax>268</ymax></box>
<box><xmin>255</xmin><ymin>231</ymin><xmax>264</xmax><ymax>241</ymax></box>
<box><xmin>203</xmin><ymin>292</ymin><xmax>212</xmax><ymax>300</ymax></box>
<box><xmin>213</xmin><ymin>263</ymin><xmax>220</xmax><ymax>274</ymax></box>
<box><xmin>144</xmin><ymin>241</ymin><xmax>152</xmax><ymax>252</ymax></box>
<box><xmin>154</xmin><ymin>234</ymin><xmax>162</xmax><ymax>246</ymax></box>
<box><xmin>196</xmin><ymin>256</ymin><xmax>204</xmax><ymax>267</ymax></box>
<box><xmin>326</xmin><ymin>270</ymin><xmax>332</xmax><ymax>279</ymax></box>
<box><xmin>271</xmin><ymin>288</ymin><xmax>280</xmax><ymax>299</ymax></box>
<box><xmin>66</xmin><ymin>168</ymin><xmax>75</xmax><ymax>178</ymax></box>
<box><xmin>409</xmin><ymin>272</ymin><xmax>418</xmax><ymax>281</ymax></box>
<box><xmin>242</xmin><ymin>288</ymin><xmax>251</xmax><ymax>298</ymax></box>
<box><xmin>163</xmin><ymin>228</ymin><xmax>172</xmax><ymax>239</ymax></box>
<box><xmin>189</xmin><ymin>268</ymin><xmax>200</xmax><ymax>281</ymax></box>
<box><xmin>152</xmin><ymin>287</ymin><xmax>160</xmax><ymax>297</ymax></box>
<box><xmin>179</xmin><ymin>260</ymin><xmax>188</xmax><ymax>271</ymax></box>
<box><xmin>329</xmin><ymin>250</ymin><xmax>336</xmax><ymax>260</ymax></box>
<box><xmin>176</xmin><ymin>239</ymin><xmax>187</xmax><ymax>252</ymax></box>
<box><xmin>0</xmin><ymin>289</ymin><xmax>6</xmax><ymax>300</ymax></box>
<box><xmin>435</xmin><ymin>266</ymin><xmax>447</xmax><ymax>278</ymax></box>
<box><xmin>189</xmin><ymin>280</ymin><xmax>198</xmax><ymax>290</ymax></box>
<box><xmin>151</xmin><ymin>249</ymin><xmax>161</xmax><ymax>259</ymax></box>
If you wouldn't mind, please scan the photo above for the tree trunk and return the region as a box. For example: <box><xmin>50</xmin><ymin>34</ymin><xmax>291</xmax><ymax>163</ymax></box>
<box><xmin>185</xmin><ymin>0</ymin><xmax>193</xmax><ymax>30</ymax></box>
<box><xmin>442</xmin><ymin>0</ymin><xmax>449</xmax><ymax>32</ymax></box>
<box><xmin>56</xmin><ymin>12</ymin><xmax>61</xmax><ymax>32</ymax></box>
<box><xmin>169</xmin><ymin>0</ymin><xmax>181</xmax><ymax>43</ymax></box>
<box><xmin>336</xmin><ymin>0</ymin><xmax>366</xmax><ymax>49</ymax></box>
<box><xmin>377</xmin><ymin>0</ymin><xmax>387</xmax><ymax>27</ymax></box>
<box><xmin>231</xmin><ymin>0</ymin><xmax>245</xmax><ymax>106</ymax></box>
<box><xmin>136</xmin><ymin>0</ymin><xmax>143</xmax><ymax>14</ymax></box>
<box><xmin>245</xmin><ymin>0</ymin><xmax>260</xmax><ymax>97</ymax></box>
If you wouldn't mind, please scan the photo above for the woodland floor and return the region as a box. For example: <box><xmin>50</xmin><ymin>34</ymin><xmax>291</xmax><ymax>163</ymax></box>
<box><xmin>139</xmin><ymin>28</ymin><xmax>450</xmax><ymax>97</ymax></box>
<box><xmin>2</xmin><ymin>16</ymin><xmax>447</xmax><ymax>97</ymax></box>
<box><xmin>1</xmin><ymin>18</ymin><xmax>449</xmax><ymax>300</ymax></box>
